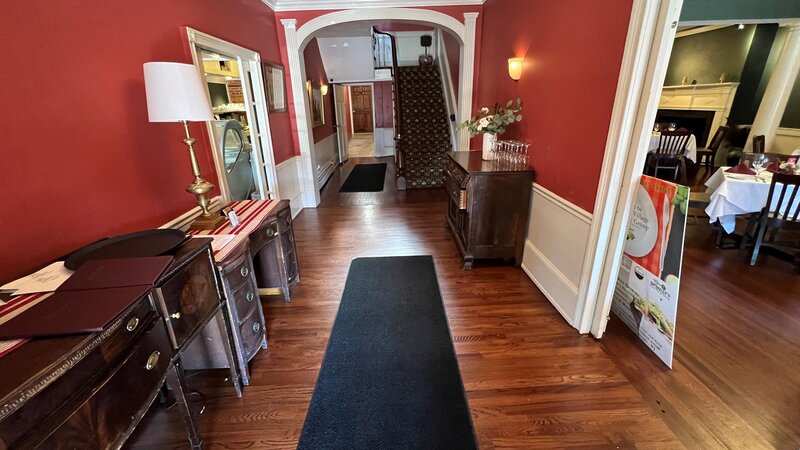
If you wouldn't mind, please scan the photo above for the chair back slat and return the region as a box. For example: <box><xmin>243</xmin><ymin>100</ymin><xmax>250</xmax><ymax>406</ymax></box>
<box><xmin>656</xmin><ymin>131</ymin><xmax>691</xmax><ymax>157</ymax></box>
<box><xmin>765</xmin><ymin>173</ymin><xmax>800</xmax><ymax>221</ymax></box>
<box><xmin>708</xmin><ymin>126</ymin><xmax>728</xmax><ymax>151</ymax></box>
<box><xmin>753</xmin><ymin>135</ymin><xmax>766</xmax><ymax>154</ymax></box>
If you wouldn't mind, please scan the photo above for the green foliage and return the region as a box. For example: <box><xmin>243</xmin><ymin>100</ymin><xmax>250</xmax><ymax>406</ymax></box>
<box><xmin>459</xmin><ymin>98</ymin><xmax>522</xmax><ymax>137</ymax></box>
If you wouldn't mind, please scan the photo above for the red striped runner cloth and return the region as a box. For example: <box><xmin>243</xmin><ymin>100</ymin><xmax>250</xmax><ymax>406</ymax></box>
<box><xmin>0</xmin><ymin>292</ymin><xmax>53</xmax><ymax>358</ymax></box>
<box><xmin>189</xmin><ymin>200</ymin><xmax>279</xmax><ymax>261</ymax></box>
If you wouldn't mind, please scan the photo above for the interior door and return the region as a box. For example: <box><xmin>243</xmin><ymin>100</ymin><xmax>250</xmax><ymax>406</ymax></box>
<box><xmin>351</xmin><ymin>85</ymin><xmax>374</xmax><ymax>133</ymax></box>
<box><xmin>333</xmin><ymin>84</ymin><xmax>349</xmax><ymax>164</ymax></box>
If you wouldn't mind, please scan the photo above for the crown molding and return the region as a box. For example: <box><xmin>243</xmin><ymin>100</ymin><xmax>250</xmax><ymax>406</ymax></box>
<box><xmin>265</xmin><ymin>0</ymin><xmax>484</xmax><ymax>12</ymax></box>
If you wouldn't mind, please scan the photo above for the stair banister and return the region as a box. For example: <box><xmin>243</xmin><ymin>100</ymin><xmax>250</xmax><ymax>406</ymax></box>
<box><xmin>373</xmin><ymin>27</ymin><xmax>405</xmax><ymax>190</ymax></box>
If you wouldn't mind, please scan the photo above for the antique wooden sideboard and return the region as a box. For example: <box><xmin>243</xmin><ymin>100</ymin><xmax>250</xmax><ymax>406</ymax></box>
<box><xmin>182</xmin><ymin>199</ymin><xmax>299</xmax><ymax>386</ymax></box>
<box><xmin>0</xmin><ymin>238</ymin><xmax>223</xmax><ymax>449</ymax></box>
<box><xmin>0</xmin><ymin>199</ymin><xmax>301</xmax><ymax>448</ymax></box>
<box><xmin>444</xmin><ymin>151</ymin><xmax>535</xmax><ymax>269</ymax></box>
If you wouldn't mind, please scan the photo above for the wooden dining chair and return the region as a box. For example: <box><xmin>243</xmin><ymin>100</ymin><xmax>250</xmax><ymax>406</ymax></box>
<box><xmin>744</xmin><ymin>173</ymin><xmax>800</xmax><ymax>271</ymax></box>
<box><xmin>647</xmin><ymin>130</ymin><xmax>691</xmax><ymax>181</ymax></box>
<box><xmin>696</xmin><ymin>126</ymin><xmax>728</xmax><ymax>169</ymax></box>
<box><xmin>752</xmin><ymin>135</ymin><xmax>766</xmax><ymax>154</ymax></box>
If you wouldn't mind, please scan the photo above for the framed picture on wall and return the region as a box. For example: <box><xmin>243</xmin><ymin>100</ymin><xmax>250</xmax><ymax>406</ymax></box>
<box><xmin>262</xmin><ymin>62</ymin><xmax>287</xmax><ymax>113</ymax></box>
<box><xmin>307</xmin><ymin>80</ymin><xmax>324</xmax><ymax>127</ymax></box>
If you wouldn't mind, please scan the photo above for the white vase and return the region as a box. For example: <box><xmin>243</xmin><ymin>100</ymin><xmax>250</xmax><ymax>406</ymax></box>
<box><xmin>482</xmin><ymin>133</ymin><xmax>497</xmax><ymax>160</ymax></box>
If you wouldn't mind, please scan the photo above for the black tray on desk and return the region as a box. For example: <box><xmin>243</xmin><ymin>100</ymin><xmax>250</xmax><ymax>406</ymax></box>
<box><xmin>65</xmin><ymin>229</ymin><xmax>189</xmax><ymax>270</ymax></box>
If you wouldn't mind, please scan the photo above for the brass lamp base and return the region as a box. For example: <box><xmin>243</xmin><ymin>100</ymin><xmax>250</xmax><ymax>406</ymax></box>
<box><xmin>190</xmin><ymin>211</ymin><xmax>228</xmax><ymax>230</ymax></box>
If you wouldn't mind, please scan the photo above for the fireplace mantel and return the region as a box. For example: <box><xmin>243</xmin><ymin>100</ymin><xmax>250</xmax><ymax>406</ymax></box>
<box><xmin>659</xmin><ymin>83</ymin><xmax>739</xmax><ymax>147</ymax></box>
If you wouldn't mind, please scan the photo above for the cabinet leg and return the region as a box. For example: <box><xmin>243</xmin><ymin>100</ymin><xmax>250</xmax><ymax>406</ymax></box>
<box><xmin>216</xmin><ymin>309</ymin><xmax>243</xmax><ymax>397</ymax></box>
<box><xmin>166</xmin><ymin>361</ymin><xmax>203</xmax><ymax>449</ymax></box>
<box><xmin>463</xmin><ymin>257</ymin><xmax>474</xmax><ymax>270</ymax></box>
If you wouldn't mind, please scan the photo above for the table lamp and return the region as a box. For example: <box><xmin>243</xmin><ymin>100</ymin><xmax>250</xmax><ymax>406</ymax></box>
<box><xmin>143</xmin><ymin>61</ymin><xmax>226</xmax><ymax>230</ymax></box>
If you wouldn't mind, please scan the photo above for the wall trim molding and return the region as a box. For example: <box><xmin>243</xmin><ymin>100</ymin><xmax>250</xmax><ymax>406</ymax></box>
<box><xmin>777</xmin><ymin>126</ymin><xmax>800</xmax><ymax>137</ymax></box>
<box><xmin>160</xmin><ymin>196</ymin><xmax>225</xmax><ymax>231</ymax></box>
<box><xmin>266</xmin><ymin>0</ymin><xmax>484</xmax><ymax>12</ymax></box>
<box><xmin>276</xmin><ymin>156</ymin><xmax>305</xmax><ymax>218</ymax></box>
<box><xmin>521</xmin><ymin>241</ymin><xmax>577</xmax><ymax>327</ymax></box>
<box><xmin>532</xmin><ymin>184</ymin><xmax>592</xmax><ymax>224</ymax></box>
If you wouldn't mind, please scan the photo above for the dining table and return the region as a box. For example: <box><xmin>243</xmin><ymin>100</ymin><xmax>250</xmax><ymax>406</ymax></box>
<box><xmin>705</xmin><ymin>166</ymin><xmax>800</xmax><ymax>233</ymax></box>
<box><xmin>648</xmin><ymin>133</ymin><xmax>698</xmax><ymax>163</ymax></box>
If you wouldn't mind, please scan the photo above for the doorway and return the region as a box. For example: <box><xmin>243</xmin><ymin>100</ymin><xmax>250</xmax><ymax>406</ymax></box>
<box><xmin>186</xmin><ymin>28</ymin><xmax>280</xmax><ymax>203</ymax></box>
<box><xmin>347</xmin><ymin>85</ymin><xmax>376</xmax><ymax>158</ymax></box>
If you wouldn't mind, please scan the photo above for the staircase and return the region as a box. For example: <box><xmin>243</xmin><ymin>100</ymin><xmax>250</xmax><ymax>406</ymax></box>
<box><xmin>395</xmin><ymin>65</ymin><xmax>452</xmax><ymax>189</ymax></box>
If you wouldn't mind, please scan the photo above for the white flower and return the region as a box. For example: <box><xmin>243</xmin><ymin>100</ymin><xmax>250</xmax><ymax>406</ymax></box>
<box><xmin>481</xmin><ymin>107</ymin><xmax>489</xmax><ymax>114</ymax></box>
<box><xmin>477</xmin><ymin>116</ymin><xmax>492</xmax><ymax>130</ymax></box>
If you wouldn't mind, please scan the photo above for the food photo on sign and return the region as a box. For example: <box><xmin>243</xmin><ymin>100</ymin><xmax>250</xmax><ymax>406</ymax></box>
<box><xmin>611</xmin><ymin>175</ymin><xmax>689</xmax><ymax>367</ymax></box>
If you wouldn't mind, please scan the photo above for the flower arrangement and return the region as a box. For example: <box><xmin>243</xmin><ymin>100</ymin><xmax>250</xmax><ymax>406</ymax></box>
<box><xmin>460</xmin><ymin>98</ymin><xmax>522</xmax><ymax>137</ymax></box>
<box><xmin>779</xmin><ymin>161</ymin><xmax>800</xmax><ymax>175</ymax></box>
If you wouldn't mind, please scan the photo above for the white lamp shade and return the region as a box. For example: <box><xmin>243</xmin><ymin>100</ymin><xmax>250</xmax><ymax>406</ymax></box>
<box><xmin>143</xmin><ymin>62</ymin><xmax>213</xmax><ymax>122</ymax></box>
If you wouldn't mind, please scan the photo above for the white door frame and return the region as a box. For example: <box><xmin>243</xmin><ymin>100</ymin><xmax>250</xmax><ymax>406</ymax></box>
<box><xmin>281</xmin><ymin>8</ymin><xmax>478</xmax><ymax>207</ymax></box>
<box><xmin>332</xmin><ymin>84</ymin><xmax>349</xmax><ymax>164</ymax></box>
<box><xmin>185</xmin><ymin>27</ymin><xmax>280</xmax><ymax>202</ymax></box>
<box><xmin>569</xmin><ymin>0</ymin><xmax>686</xmax><ymax>336</ymax></box>
<box><xmin>347</xmin><ymin>82</ymin><xmax>378</xmax><ymax>154</ymax></box>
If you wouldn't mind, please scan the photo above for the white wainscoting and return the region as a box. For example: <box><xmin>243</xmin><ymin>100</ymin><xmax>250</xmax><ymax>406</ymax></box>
<box><xmin>374</xmin><ymin>128</ymin><xmax>396</xmax><ymax>157</ymax></box>
<box><xmin>773</xmin><ymin>127</ymin><xmax>800</xmax><ymax>154</ymax></box>
<box><xmin>521</xmin><ymin>184</ymin><xmax>593</xmax><ymax>328</ymax></box>
<box><xmin>314</xmin><ymin>134</ymin><xmax>338</xmax><ymax>188</ymax></box>
<box><xmin>276</xmin><ymin>156</ymin><xmax>304</xmax><ymax>218</ymax></box>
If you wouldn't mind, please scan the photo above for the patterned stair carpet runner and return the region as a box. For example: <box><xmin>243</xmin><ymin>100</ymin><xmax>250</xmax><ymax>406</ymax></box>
<box><xmin>397</xmin><ymin>65</ymin><xmax>452</xmax><ymax>189</ymax></box>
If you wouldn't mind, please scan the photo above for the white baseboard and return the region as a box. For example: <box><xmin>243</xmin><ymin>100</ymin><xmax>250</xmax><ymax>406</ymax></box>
<box><xmin>160</xmin><ymin>196</ymin><xmax>224</xmax><ymax>231</ymax></box>
<box><xmin>314</xmin><ymin>134</ymin><xmax>337</xmax><ymax>188</ymax></box>
<box><xmin>521</xmin><ymin>184</ymin><xmax>593</xmax><ymax>329</ymax></box>
<box><xmin>276</xmin><ymin>156</ymin><xmax>304</xmax><ymax>218</ymax></box>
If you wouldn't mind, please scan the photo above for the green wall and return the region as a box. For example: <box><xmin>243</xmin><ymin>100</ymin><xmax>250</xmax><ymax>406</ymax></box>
<box><xmin>755</xmin><ymin>28</ymin><xmax>800</xmax><ymax>128</ymax></box>
<box><xmin>681</xmin><ymin>0</ymin><xmax>800</xmax><ymax>22</ymax></box>
<box><xmin>664</xmin><ymin>25</ymin><xmax>755</xmax><ymax>86</ymax></box>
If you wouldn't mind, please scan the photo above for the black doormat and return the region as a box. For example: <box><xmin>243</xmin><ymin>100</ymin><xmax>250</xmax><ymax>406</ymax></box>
<box><xmin>338</xmin><ymin>163</ymin><xmax>387</xmax><ymax>192</ymax></box>
<box><xmin>297</xmin><ymin>256</ymin><xmax>478</xmax><ymax>450</ymax></box>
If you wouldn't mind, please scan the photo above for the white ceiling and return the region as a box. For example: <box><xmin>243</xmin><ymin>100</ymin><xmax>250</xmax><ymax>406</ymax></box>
<box><xmin>263</xmin><ymin>0</ymin><xmax>484</xmax><ymax>12</ymax></box>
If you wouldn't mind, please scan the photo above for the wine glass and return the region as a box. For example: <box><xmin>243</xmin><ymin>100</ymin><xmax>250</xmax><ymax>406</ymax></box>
<box><xmin>653</xmin><ymin>123</ymin><xmax>661</xmax><ymax>134</ymax></box>
<box><xmin>667</xmin><ymin>123</ymin><xmax>677</xmax><ymax>132</ymax></box>
<box><xmin>752</xmin><ymin>154</ymin><xmax>768</xmax><ymax>181</ymax></box>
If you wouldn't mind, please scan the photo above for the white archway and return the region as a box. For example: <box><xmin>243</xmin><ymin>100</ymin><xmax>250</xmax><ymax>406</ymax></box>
<box><xmin>282</xmin><ymin>8</ymin><xmax>478</xmax><ymax>207</ymax></box>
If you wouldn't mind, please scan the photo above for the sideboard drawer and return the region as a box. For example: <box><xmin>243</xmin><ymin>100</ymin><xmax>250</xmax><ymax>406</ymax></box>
<box><xmin>230</xmin><ymin>278</ymin><xmax>258</xmax><ymax>324</ymax></box>
<box><xmin>39</xmin><ymin>320</ymin><xmax>171</xmax><ymax>449</ymax></box>
<box><xmin>155</xmin><ymin>252</ymin><xmax>221</xmax><ymax>350</ymax></box>
<box><xmin>250</xmin><ymin>221</ymin><xmax>279</xmax><ymax>254</ymax></box>
<box><xmin>238</xmin><ymin>308</ymin><xmax>264</xmax><ymax>359</ymax></box>
<box><xmin>220</xmin><ymin>248</ymin><xmax>254</xmax><ymax>293</ymax></box>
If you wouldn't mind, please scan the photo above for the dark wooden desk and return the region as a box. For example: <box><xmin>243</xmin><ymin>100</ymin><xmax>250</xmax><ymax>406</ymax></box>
<box><xmin>0</xmin><ymin>238</ymin><xmax>233</xmax><ymax>449</ymax></box>
<box><xmin>444</xmin><ymin>151</ymin><xmax>535</xmax><ymax>269</ymax></box>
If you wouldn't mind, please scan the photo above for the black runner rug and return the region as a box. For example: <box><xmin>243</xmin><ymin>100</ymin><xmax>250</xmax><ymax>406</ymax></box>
<box><xmin>297</xmin><ymin>256</ymin><xmax>477</xmax><ymax>450</ymax></box>
<box><xmin>338</xmin><ymin>163</ymin><xmax>387</xmax><ymax>192</ymax></box>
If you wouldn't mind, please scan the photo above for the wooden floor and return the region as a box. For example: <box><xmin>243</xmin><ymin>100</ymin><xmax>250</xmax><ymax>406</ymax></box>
<box><xmin>129</xmin><ymin>159</ymin><xmax>798</xmax><ymax>449</ymax></box>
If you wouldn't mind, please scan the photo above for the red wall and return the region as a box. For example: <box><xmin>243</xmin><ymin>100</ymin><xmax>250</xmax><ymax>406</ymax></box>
<box><xmin>303</xmin><ymin>38</ymin><xmax>337</xmax><ymax>144</ymax></box>
<box><xmin>0</xmin><ymin>0</ymin><xmax>292</xmax><ymax>283</ymax></box>
<box><xmin>475</xmin><ymin>0</ymin><xmax>632</xmax><ymax>212</ymax></box>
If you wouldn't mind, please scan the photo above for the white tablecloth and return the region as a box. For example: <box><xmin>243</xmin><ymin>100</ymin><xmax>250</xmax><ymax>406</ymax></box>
<box><xmin>705</xmin><ymin>167</ymin><xmax>800</xmax><ymax>233</ymax></box>
<box><xmin>648</xmin><ymin>134</ymin><xmax>698</xmax><ymax>163</ymax></box>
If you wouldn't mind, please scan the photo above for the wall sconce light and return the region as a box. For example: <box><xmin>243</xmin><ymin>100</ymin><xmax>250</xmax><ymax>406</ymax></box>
<box><xmin>508</xmin><ymin>57</ymin><xmax>524</xmax><ymax>81</ymax></box>
<box><xmin>320</xmin><ymin>84</ymin><xmax>329</xmax><ymax>96</ymax></box>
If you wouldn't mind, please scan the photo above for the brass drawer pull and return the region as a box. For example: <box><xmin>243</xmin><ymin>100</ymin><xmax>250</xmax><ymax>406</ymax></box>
<box><xmin>145</xmin><ymin>351</ymin><xmax>160</xmax><ymax>371</ymax></box>
<box><xmin>252</xmin><ymin>322</ymin><xmax>261</xmax><ymax>333</ymax></box>
<box><xmin>126</xmin><ymin>317</ymin><xmax>139</xmax><ymax>332</ymax></box>
<box><xmin>246</xmin><ymin>291</ymin><xmax>255</xmax><ymax>302</ymax></box>
<box><xmin>170</xmin><ymin>312</ymin><xmax>181</xmax><ymax>320</ymax></box>
<box><xmin>240</xmin><ymin>266</ymin><xmax>249</xmax><ymax>277</ymax></box>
